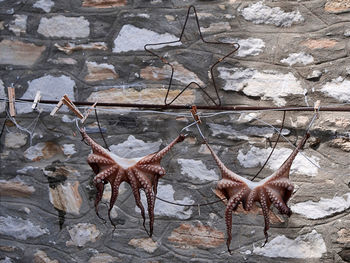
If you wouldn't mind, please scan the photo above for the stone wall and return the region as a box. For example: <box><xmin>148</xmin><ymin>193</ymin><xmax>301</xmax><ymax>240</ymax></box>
<box><xmin>0</xmin><ymin>0</ymin><xmax>350</xmax><ymax>262</ymax></box>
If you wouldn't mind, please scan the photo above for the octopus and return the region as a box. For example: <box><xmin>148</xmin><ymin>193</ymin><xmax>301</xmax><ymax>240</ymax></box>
<box><xmin>205</xmin><ymin>133</ymin><xmax>310</xmax><ymax>253</ymax></box>
<box><xmin>81</xmin><ymin>129</ymin><xmax>185</xmax><ymax>236</ymax></box>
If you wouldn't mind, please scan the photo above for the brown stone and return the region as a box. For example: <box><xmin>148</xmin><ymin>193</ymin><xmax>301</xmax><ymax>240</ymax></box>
<box><xmin>0</xmin><ymin>40</ymin><xmax>45</xmax><ymax>66</ymax></box>
<box><xmin>87</xmin><ymin>87</ymin><xmax>195</xmax><ymax>105</ymax></box>
<box><xmin>140</xmin><ymin>62</ymin><xmax>204</xmax><ymax>86</ymax></box>
<box><xmin>85</xmin><ymin>61</ymin><xmax>119</xmax><ymax>82</ymax></box>
<box><xmin>34</xmin><ymin>250</ymin><xmax>59</xmax><ymax>263</ymax></box>
<box><xmin>128</xmin><ymin>238</ymin><xmax>158</xmax><ymax>253</ymax></box>
<box><xmin>325</xmin><ymin>0</ymin><xmax>350</xmax><ymax>13</ymax></box>
<box><xmin>24</xmin><ymin>142</ymin><xmax>63</xmax><ymax>162</ymax></box>
<box><xmin>337</xmin><ymin>228</ymin><xmax>350</xmax><ymax>243</ymax></box>
<box><xmin>0</xmin><ymin>246</ymin><xmax>16</xmax><ymax>252</ymax></box>
<box><xmin>302</xmin><ymin>39</ymin><xmax>338</xmax><ymax>49</ymax></box>
<box><xmin>49</xmin><ymin>181</ymin><xmax>82</xmax><ymax>215</ymax></box>
<box><xmin>55</xmin><ymin>42</ymin><xmax>108</xmax><ymax>55</ymax></box>
<box><xmin>329</xmin><ymin>138</ymin><xmax>350</xmax><ymax>152</ymax></box>
<box><xmin>168</xmin><ymin>223</ymin><xmax>225</xmax><ymax>249</ymax></box>
<box><xmin>82</xmin><ymin>0</ymin><xmax>126</xmax><ymax>8</ymax></box>
<box><xmin>212</xmin><ymin>189</ymin><xmax>283</xmax><ymax>224</ymax></box>
<box><xmin>0</xmin><ymin>180</ymin><xmax>35</xmax><ymax>197</ymax></box>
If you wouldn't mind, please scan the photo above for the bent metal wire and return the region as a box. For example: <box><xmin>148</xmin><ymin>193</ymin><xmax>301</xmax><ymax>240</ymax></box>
<box><xmin>144</xmin><ymin>5</ymin><xmax>240</xmax><ymax>106</ymax></box>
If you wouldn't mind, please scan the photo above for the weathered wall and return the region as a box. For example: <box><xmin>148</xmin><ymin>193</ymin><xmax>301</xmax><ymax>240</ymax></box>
<box><xmin>0</xmin><ymin>0</ymin><xmax>350</xmax><ymax>262</ymax></box>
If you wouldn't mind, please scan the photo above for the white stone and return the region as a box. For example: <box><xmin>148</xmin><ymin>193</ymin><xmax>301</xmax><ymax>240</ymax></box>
<box><xmin>38</xmin><ymin>16</ymin><xmax>89</xmax><ymax>38</ymax></box>
<box><xmin>9</xmin><ymin>15</ymin><xmax>27</xmax><ymax>36</ymax></box>
<box><xmin>253</xmin><ymin>230</ymin><xmax>326</xmax><ymax>258</ymax></box>
<box><xmin>291</xmin><ymin>193</ymin><xmax>350</xmax><ymax>219</ymax></box>
<box><xmin>177</xmin><ymin>159</ymin><xmax>219</xmax><ymax>181</ymax></box>
<box><xmin>225</xmin><ymin>38</ymin><xmax>265</xmax><ymax>57</ymax></box>
<box><xmin>66</xmin><ymin>223</ymin><xmax>100</xmax><ymax>247</ymax></box>
<box><xmin>237</xmin><ymin>146</ymin><xmax>319</xmax><ymax>176</ymax></box>
<box><xmin>113</xmin><ymin>24</ymin><xmax>181</xmax><ymax>53</ymax></box>
<box><xmin>241</xmin><ymin>1</ymin><xmax>304</xmax><ymax>27</ymax></box>
<box><xmin>110</xmin><ymin>135</ymin><xmax>162</xmax><ymax>158</ymax></box>
<box><xmin>321</xmin><ymin>77</ymin><xmax>350</xmax><ymax>102</ymax></box>
<box><xmin>4</xmin><ymin>132</ymin><xmax>27</xmax><ymax>149</ymax></box>
<box><xmin>33</xmin><ymin>0</ymin><xmax>54</xmax><ymax>12</ymax></box>
<box><xmin>62</xmin><ymin>144</ymin><xmax>76</xmax><ymax>156</ymax></box>
<box><xmin>281</xmin><ymin>52</ymin><xmax>314</xmax><ymax>66</ymax></box>
<box><xmin>23</xmin><ymin>143</ymin><xmax>45</xmax><ymax>160</ymax></box>
<box><xmin>139</xmin><ymin>183</ymin><xmax>194</xmax><ymax>219</ymax></box>
<box><xmin>208</xmin><ymin>123</ymin><xmax>290</xmax><ymax>140</ymax></box>
<box><xmin>48</xmin><ymin>58</ymin><xmax>77</xmax><ymax>65</ymax></box>
<box><xmin>0</xmin><ymin>216</ymin><xmax>49</xmax><ymax>240</ymax></box>
<box><xmin>19</xmin><ymin>75</ymin><xmax>75</xmax><ymax>113</ymax></box>
<box><xmin>218</xmin><ymin>67</ymin><xmax>304</xmax><ymax>106</ymax></box>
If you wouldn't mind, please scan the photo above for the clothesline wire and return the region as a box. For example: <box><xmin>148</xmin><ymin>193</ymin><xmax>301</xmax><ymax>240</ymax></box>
<box><xmin>1</xmin><ymin>98</ymin><xmax>350</xmax><ymax>113</ymax></box>
<box><xmin>0</xmin><ymin>99</ymin><xmax>336</xmax><ymax>208</ymax></box>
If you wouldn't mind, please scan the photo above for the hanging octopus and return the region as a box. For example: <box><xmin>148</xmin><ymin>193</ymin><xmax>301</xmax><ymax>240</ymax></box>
<box><xmin>205</xmin><ymin>133</ymin><xmax>310</xmax><ymax>253</ymax></box>
<box><xmin>81</xmin><ymin>129</ymin><xmax>185</xmax><ymax>236</ymax></box>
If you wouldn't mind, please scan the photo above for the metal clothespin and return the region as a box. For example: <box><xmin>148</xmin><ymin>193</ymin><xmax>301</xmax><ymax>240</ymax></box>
<box><xmin>81</xmin><ymin>101</ymin><xmax>98</xmax><ymax>123</ymax></box>
<box><xmin>190</xmin><ymin>105</ymin><xmax>201</xmax><ymax>124</ymax></box>
<box><xmin>7</xmin><ymin>87</ymin><xmax>16</xmax><ymax>117</ymax></box>
<box><xmin>32</xmin><ymin>91</ymin><xmax>41</xmax><ymax>110</ymax></box>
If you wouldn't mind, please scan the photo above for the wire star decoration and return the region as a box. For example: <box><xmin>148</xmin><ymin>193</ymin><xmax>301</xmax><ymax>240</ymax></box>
<box><xmin>144</xmin><ymin>5</ymin><xmax>240</xmax><ymax>106</ymax></box>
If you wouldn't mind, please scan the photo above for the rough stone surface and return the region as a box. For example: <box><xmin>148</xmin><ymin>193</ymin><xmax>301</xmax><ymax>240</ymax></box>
<box><xmin>66</xmin><ymin>223</ymin><xmax>100</xmax><ymax>247</ymax></box>
<box><xmin>253</xmin><ymin>230</ymin><xmax>327</xmax><ymax>258</ymax></box>
<box><xmin>0</xmin><ymin>40</ymin><xmax>45</xmax><ymax>66</ymax></box>
<box><xmin>85</xmin><ymin>61</ymin><xmax>119</xmax><ymax>82</ymax></box>
<box><xmin>33</xmin><ymin>250</ymin><xmax>59</xmax><ymax>263</ymax></box>
<box><xmin>9</xmin><ymin>15</ymin><xmax>27</xmax><ymax>36</ymax></box>
<box><xmin>33</xmin><ymin>0</ymin><xmax>54</xmax><ymax>13</ymax></box>
<box><xmin>83</xmin><ymin>0</ymin><xmax>126</xmax><ymax>8</ymax></box>
<box><xmin>0</xmin><ymin>216</ymin><xmax>49</xmax><ymax>240</ymax></box>
<box><xmin>128</xmin><ymin>238</ymin><xmax>159</xmax><ymax>253</ymax></box>
<box><xmin>4</xmin><ymin>132</ymin><xmax>27</xmax><ymax>149</ymax></box>
<box><xmin>113</xmin><ymin>24</ymin><xmax>180</xmax><ymax>53</ymax></box>
<box><xmin>0</xmin><ymin>178</ymin><xmax>35</xmax><ymax>197</ymax></box>
<box><xmin>1</xmin><ymin>1</ymin><xmax>349</xmax><ymax>262</ymax></box>
<box><xmin>168</xmin><ymin>223</ymin><xmax>225</xmax><ymax>249</ymax></box>
<box><xmin>49</xmin><ymin>181</ymin><xmax>82</xmax><ymax>215</ymax></box>
<box><xmin>19</xmin><ymin>75</ymin><xmax>76</xmax><ymax>113</ymax></box>
<box><xmin>38</xmin><ymin>16</ymin><xmax>90</xmax><ymax>38</ymax></box>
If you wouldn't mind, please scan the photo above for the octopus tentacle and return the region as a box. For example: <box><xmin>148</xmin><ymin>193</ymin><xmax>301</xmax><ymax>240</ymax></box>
<box><xmin>93</xmin><ymin>165</ymin><xmax>119</xmax><ymax>184</ymax></box>
<box><xmin>127</xmin><ymin>170</ymin><xmax>149</xmax><ymax>236</ymax></box>
<box><xmin>132</xmin><ymin>168</ymin><xmax>155</xmax><ymax>236</ymax></box>
<box><xmin>225</xmin><ymin>188</ymin><xmax>246</xmax><ymax>254</ymax></box>
<box><xmin>94</xmin><ymin>182</ymin><xmax>105</xmax><ymax>222</ymax></box>
<box><xmin>259</xmin><ymin>190</ymin><xmax>270</xmax><ymax>246</ymax></box>
<box><xmin>151</xmin><ymin>134</ymin><xmax>186</xmax><ymax>162</ymax></box>
<box><xmin>108</xmin><ymin>170</ymin><xmax>124</xmax><ymax>229</ymax></box>
<box><xmin>266</xmin><ymin>187</ymin><xmax>292</xmax><ymax>216</ymax></box>
<box><xmin>217</xmin><ymin>179</ymin><xmax>243</xmax><ymax>190</ymax></box>
<box><xmin>88</xmin><ymin>154</ymin><xmax>114</xmax><ymax>165</ymax></box>
<box><xmin>137</xmin><ymin>164</ymin><xmax>166</xmax><ymax>177</ymax></box>
<box><xmin>81</xmin><ymin>129</ymin><xmax>111</xmax><ymax>159</ymax></box>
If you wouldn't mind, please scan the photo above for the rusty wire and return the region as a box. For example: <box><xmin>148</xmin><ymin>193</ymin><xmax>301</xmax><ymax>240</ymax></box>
<box><xmin>144</xmin><ymin>5</ymin><xmax>240</xmax><ymax>106</ymax></box>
